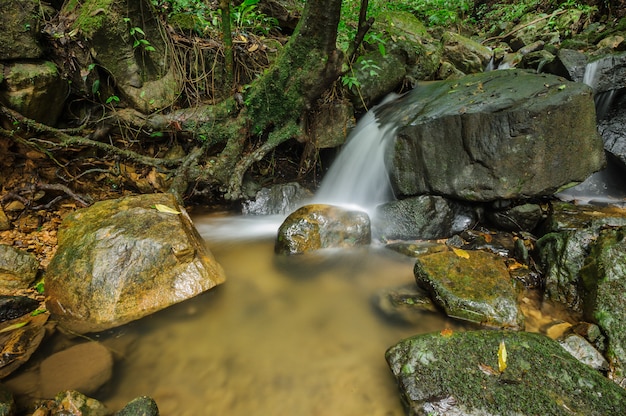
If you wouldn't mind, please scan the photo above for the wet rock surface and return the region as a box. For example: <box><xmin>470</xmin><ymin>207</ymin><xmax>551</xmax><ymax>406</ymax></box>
<box><xmin>275</xmin><ymin>204</ymin><xmax>371</xmax><ymax>255</ymax></box>
<box><xmin>375</xmin><ymin>195</ymin><xmax>477</xmax><ymax>240</ymax></box>
<box><xmin>380</xmin><ymin>69</ymin><xmax>605</xmax><ymax>201</ymax></box>
<box><xmin>45</xmin><ymin>193</ymin><xmax>226</xmax><ymax>334</ymax></box>
<box><xmin>414</xmin><ymin>249</ymin><xmax>524</xmax><ymax>329</ymax></box>
<box><xmin>386</xmin><ymin>330</ymin><xmax>626</xmax><ymax>416</ymax></box>
<box><xmin>242</xmin><ymin>182</ymin><xmax>312</xmax><ymax>215</ymax></box>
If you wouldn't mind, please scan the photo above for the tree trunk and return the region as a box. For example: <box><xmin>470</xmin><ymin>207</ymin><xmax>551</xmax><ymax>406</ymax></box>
<box><xmin>1</xmin><ymin>0</ymin><xmax>351</xmax><ymax>204</ymax></box>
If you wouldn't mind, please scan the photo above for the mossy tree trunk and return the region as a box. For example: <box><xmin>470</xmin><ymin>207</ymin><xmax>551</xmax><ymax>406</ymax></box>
<box><xmin>0</xmin><ymin>0</ymin><xmax>352</xmax><ymax>204</ymax></box>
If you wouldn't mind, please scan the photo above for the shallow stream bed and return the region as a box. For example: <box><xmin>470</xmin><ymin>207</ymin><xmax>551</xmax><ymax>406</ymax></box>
<box><xmin>98</xmin><ymin>213</ymin><xmax>458</xmax><ymax>415</ymax></box>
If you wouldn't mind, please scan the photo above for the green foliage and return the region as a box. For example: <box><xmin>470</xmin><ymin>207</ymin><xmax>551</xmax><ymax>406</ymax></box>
<box><xmin>151</xmin><ymin>0</ymin><xmax>278</xmax><ymax>37</ymax></box>
<box><xmin>124</xmin><ymin>17</ymin><xmax>156</xmax><ymax>52</ymax></box>
<box><xmin>232</xmin><ymin>0</ymin><xmax>278</xmax><ymax>35</ymax></box>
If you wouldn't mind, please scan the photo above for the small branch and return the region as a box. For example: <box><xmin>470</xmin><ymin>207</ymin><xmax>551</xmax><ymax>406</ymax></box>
<box><xmin>225</xmin><ymin>122</ymin><xmax>301</xmax><ymax>200</ymax></box>
<box><xmin>37</xmin><ymin>183</ymin><xmax>91</xmax><ymax>207</ymax></box>
<box><xmin>0</xmin><ymin>105</ymin><xmax>183</xmax><ymax>169</ymax></box>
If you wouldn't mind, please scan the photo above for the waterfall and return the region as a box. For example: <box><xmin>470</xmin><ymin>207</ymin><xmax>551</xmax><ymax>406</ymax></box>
<box><xmin>313</xmin><ymin>97</ymin><xmax>400</xmax><ymax>215</ymax></box>
<box><xmin>583</xmin><ymin>59</ymin><xmax>617</xmax><ymax>120</ymax></box>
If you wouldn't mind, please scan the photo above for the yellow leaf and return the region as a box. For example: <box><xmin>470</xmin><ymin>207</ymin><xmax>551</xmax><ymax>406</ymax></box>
<box><xmin>452</xmin><ymin>247</ymin><xmax>470</xmax><ymax>259</ymax></box>
<box><xmin>498</xmin><ymin>340</ymin><xmax>507</xmax><ymax>373</ymax></box>
<box><xmin>154</xmin><ymin>204</ymin><xmax>181</xmax><ymax>214</ymax></box>
<box><xmin>248</xmin><ymin>43</ymin><xmax>259</xmax><ymax>52</ymax></box>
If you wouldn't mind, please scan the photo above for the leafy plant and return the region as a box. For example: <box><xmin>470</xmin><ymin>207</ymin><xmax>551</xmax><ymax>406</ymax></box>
<box><xmin>231</xmin><ymin>0</ymin><xmax>278</xmax><ymax>35</ymax></box>
<box><xmin>123</xmin><ymin>17</ymin><xmax>156</xmax><ymax>52</ymax></box>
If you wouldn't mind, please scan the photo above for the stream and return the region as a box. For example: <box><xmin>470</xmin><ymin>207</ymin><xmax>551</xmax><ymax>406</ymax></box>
<box><xmin>99</xmin><ymin>216</ymin><xmax>457</xmax><ymax>415</ymax></box>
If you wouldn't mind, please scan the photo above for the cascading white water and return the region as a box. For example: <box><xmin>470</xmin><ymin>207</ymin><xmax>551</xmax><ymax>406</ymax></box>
<box><xmin>583</xmin><ymin>59</ymin><xmax>617</xmax><ymax>120</ymax></box>
<box><xmin>313</xmin><ymin>98</ymin><xmax>399</xmax><ymax>215</ymax></box>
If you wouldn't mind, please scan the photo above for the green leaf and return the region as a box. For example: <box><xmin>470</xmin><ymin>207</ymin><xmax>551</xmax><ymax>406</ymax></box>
<box><xmin>0</xmin><ymin>321</ymin><xmax>28</xmax><ymax>333</ymax></box>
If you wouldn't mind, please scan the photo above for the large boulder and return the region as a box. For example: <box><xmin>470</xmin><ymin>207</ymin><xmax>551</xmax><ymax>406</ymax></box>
<box><xmin>45</xmin><ymin>193</ymin><xmax>225</xmax><ymax>334</ymax></box>
<box><xmin>386</xmin><ymin>330</ymin><xmax>626</xmax><ymax>415</ymax></box>
<box><xmin>275</xmin><ymin>204</ymin><xmax>371</xmax><ymax>255</ymax></box>
<box><xmin>379</xmin><ymin>69</ymin><xmax>605</xmax><ymax>201</ymax></box>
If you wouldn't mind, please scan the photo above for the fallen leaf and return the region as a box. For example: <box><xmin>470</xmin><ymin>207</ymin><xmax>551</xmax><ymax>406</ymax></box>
<box><xmin>498</xmin><ymin>340</ymin><xmax>508</xmax><ymax>373</ymax></box>
<box><xmin>479</xmin><ymin>363</ymin><xmax>499</xmax><ymax>376</ymax></box>
<box><xmin>154</xmin><ymin>204</ymin><xmax>181</xmax><ymax>214</ymax></box>
<box><xmin>452</xmin><ymin>247</ymin><xmax>470</xmax><ymax>259</ymax></box>
<box><xmin>440</xmin><ymin>328</ymin><xmax>454</xmax><ymax>337</ymax></box>
<box><xmin>0</xmin><ymin>321</ymin><xmax>28</xmax><ymax>334</ymax></box>
<box><xmin>248</xmin><ymin>43</ymin><xmax>259</xmax><ymax>52</ymax></box>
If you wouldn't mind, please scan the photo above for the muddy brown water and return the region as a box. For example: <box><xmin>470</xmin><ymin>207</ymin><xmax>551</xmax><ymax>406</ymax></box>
<box><xmin>6</xmin><ymin>214</ymin><xmax>568</xmax><ymax>415</ymax></box>
<box><xmin>98</xmin><ymin>213</ymin><xmax>460</xmax><ymax>415</ymax></box>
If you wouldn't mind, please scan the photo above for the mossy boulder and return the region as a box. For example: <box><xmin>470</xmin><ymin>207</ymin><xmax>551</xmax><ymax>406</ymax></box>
<box><xmin>45</xmin><ymin>193</ymin><xmax>225</xmax><ymax>334</ymax></box>
<box><xmin>373</xmin><ymin>11</ymin><xmax>442</xmax><ymax>81</ymax></box>
<box><xmin>61</xmin><ymin>0</ymin><xmax>181</xmax><ymax>113</ymax></box>
<box><xmin>580</xmin><ymin>227</ymin><xmax>626</xmax><ymax>388</ymax></box>
<box><xmin>414</xmin><ymin>249</ymin><xmax>524</xmax><ymax>329</ymax></box>
<box><xmin>386</xmin><ymin>330</ymin><xmax>626</xmax><ymax>415</ymax></box>
<box><xmin>275</xmin><ymin>204</ymin><xmax>371</xmax><ymax>255</ymax></box>
<box><xmin>441</xmin><ymin>31</ymin><xmax>493</xmax><ymax>74</ymax></box>
<box><xmin>0</xmin><ymin>0</ymin><xmax>43</xmax><ymax>60</ymax></box>
<box><xmin>0</xmin><ymin>62</ymin><xmax>68</xmax><ymax>125</ymax></box>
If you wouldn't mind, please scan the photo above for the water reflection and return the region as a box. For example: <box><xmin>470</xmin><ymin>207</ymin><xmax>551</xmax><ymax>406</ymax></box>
<box><xmin>99</xmin><ymin>214</ymin><xmax>456</xmax><ymax>415</ymax></box>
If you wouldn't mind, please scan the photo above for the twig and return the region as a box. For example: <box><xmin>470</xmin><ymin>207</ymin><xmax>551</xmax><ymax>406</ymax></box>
<box><xmin>37</xmin><ymin>183</ymin><xmax>91</xmax><ymax>207</ymax></box>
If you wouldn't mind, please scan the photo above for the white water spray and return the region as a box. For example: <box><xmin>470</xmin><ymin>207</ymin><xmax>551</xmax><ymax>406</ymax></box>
<box><xmin>313</xmin><ymin>99</ymin><xmax>399</xmax><ymax>215</ymax></box>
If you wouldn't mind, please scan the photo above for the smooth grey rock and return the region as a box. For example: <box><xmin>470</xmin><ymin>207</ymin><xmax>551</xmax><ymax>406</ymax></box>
<box><xmin>375</xmin><ymin>195</ymin><xmax>476</xmax><ymax>240</ymax></box>
<box><xmin>242</xmin><ymin>182</ymin><xmax>312</xmax><ymax>216</ymax></box>
<box><xmin>559</xmin><ymin>333</ymin><xmax>609</xmax><ymax>371</ymax></box>
<box><xmin>378</xmin><ymin>70</ymin><xmax>605</xmax><ymax>201</ymax></box>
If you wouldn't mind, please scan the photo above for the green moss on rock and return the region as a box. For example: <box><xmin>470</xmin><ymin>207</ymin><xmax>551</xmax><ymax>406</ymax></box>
<box><xmin>386</xmin><ymin>330</ymin><xmax>626</xmax><ymax>415</ymax></box>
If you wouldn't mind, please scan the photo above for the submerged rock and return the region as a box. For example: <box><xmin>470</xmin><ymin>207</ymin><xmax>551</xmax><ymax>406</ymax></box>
<box><xmin>371</xmin><ymin>283</ymin><xmax>438</xmax><ymax>325</ymax></box>
<box><xmin>116</xmin><ymin>396</ymin><xmax>159</xmax><ymax>416</ymax></box>
<box><xmin>40</xmin><ymin>342</ymin><xmax>113</xmax><ymax>398</ymax></box>
<box><xmin>386</xmin><ymin>330</ymin><xmax>626</xmax><ymax>415</ymax></box>
<box><xmin>275</xmin><ymin>204</ymin><xmax>371</xmax><ymax>255</ymax></box>
<box><xmin>379</xmin><ymin>69</ymin><xmax>605</xmax><ymax>201</ymax></box>
<box><xmin>414</xmin><ymin>249</ymin><xmax>524</xmax><ymax>329</ymax></box>
<box><xmin>34</xmin><ymin>390</ymin><xmax>108</xmax><ymax>416</ymax></box>
<box><xmin>45</xmin><ymin>193</ymin><xmax>225</xmax><ymax>334</ymax></box>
